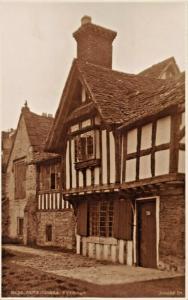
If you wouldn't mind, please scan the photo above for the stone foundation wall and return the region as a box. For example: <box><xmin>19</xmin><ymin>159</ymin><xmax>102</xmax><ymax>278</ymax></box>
<box><xmin>159</xmin><ymin>184</ymin><xmax>185</xmax><ymax>271</ymax></box>
<box><xmin>77</xmin><ymin>235</ymin><xmax>133</xmax><ymax>265</ymax></box>
<box><xmin>36</xmin><ymin>210</ymin><xmax>76</xmax><ymax>250</ymax></box>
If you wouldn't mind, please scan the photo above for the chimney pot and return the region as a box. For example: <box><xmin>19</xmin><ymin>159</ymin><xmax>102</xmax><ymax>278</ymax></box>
<box><xmin>81</xmin><ymin>15</ymin><xmax>91</xmax><ymax>26</ymax></box>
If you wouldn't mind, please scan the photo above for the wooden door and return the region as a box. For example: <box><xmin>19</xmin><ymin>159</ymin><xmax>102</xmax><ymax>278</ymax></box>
<box><xmin>137</xmin><ymin>200</ymin><xmax>157</xmax><ymax>268</ymax></box>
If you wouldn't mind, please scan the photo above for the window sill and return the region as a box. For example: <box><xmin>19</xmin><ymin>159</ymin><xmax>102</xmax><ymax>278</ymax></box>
<box><xmin>84</xmin><ymin>236</ymin><xmax>118</xmax><ymax>245</ymax></box>
<box><xmin>75</xmin><ymin>158</ymin><xmax>101</xmax><ymax>170</ymax></box>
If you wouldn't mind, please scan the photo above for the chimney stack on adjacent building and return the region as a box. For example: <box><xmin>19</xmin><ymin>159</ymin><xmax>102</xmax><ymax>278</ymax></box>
<box><xmin>73</xmin><ymin>16</ymin><xmax>117</xmax><ymax>69</ymax></box>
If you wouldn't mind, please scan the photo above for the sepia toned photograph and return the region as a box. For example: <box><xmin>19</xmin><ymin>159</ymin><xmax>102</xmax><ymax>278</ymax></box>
<box><xmin>1</xmin><ymin>1</ymin><xmax>186</xmax><ymax>298</ymax></box>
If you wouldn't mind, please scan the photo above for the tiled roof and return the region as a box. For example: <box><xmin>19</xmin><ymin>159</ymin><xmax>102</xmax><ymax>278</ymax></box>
<box><xmin>23</xmin><ymin>108</ymin><xmax>54</xmax><ymax>152</ymax></box>
<box><xmin>77</xmin><ymin>60</ymin><xmax>185</xmax><ymax>126</ymax></box>
<box><xmin>45</xmin><ymin>59</ymin><xmax>185</xmax><ymax>152</ymax></box>
<box><xmin>138</xmin><ymin>57</ymin><xmax>180</xmax><ymax>78</ymax></box>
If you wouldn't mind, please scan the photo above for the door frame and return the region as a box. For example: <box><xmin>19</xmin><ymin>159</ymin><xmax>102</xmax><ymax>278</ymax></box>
<box><xmin>133</xmin><ymin>196</ymin><xmax>160</xmax><ymax>267</ymax></box>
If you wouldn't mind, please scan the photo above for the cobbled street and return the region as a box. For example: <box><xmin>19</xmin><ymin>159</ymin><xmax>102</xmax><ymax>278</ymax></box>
<box><xmin>2</xmin><ymin>245</ymin><xmax>185</xmax><ymax>297</ymax></box>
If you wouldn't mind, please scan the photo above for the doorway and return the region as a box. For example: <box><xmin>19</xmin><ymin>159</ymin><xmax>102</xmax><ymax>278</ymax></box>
<box><xmin>136</xmin><ymin>198</ymin><xmax>157</xmax><ymax>268</ymax></box>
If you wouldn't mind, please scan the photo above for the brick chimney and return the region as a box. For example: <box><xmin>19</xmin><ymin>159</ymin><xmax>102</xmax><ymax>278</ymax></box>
<box><xmin>73</xmin><ymin>16</ymin><xmax>117</xmax><ymax>68</ymax></box>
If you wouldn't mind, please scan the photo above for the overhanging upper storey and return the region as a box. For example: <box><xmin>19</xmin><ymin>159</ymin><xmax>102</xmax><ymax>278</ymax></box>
<box><xmin>118</xmin><ymin>73</ymin><xmax>185</xmax><ymax>187</ymax></box>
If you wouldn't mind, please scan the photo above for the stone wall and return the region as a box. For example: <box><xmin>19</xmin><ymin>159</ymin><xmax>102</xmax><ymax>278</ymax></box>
<box><xmin>5</xmin><ymin>116</ymin><xmax>36</xmax><ymax>240</ymax></box>
<box><xmin>23</xmin><ymin>194</ymin><xmax>38</xmax><ymax>245</ymax></box>
<box><xmin>36</xmin><ymin>210</ymin><xmax>76</xmax><ymax>250</ymax></box>
<box><xmin>2</xmin><ymin>198</ymin><xmax>10</xmax><ymax>241</ymax></box>
<box><xmin>159</xmin><ymin>183</ymin><xmax>185</xmax><ymax>271</ymax></box>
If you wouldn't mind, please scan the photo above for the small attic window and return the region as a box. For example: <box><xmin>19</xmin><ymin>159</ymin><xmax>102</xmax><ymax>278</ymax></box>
<box><xmin>82</xmin><ymin>87</ymin><xmax>86</xmax><ymax>103</ymax></box>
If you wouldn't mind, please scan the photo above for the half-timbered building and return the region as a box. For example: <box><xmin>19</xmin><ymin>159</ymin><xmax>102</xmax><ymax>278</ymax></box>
<box><xmin>5</xmin><ymin>104</ymin><xmax>75</xmax><ymax>249</ymax></box>
<box><xmin>45</xmin><ymin>16</ymin><xmax>185</xmax><ymax>270</ymax></box>
<box><xmin>33</xmin><ymin>153</ymin><xmax>75</xmax><ymax>249</ymax></box>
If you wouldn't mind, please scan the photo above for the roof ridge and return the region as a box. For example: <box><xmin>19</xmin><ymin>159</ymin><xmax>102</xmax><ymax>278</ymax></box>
<box><xmin>77</xmin><ymin>59</ymin><xmax>171</xmax><ymax>85</ymax></box>
<box><xmin>22</xmin><ymin>108</ymin><xmax>54</xmax><ymax>120</ymax></box>
<box><xmin>138</xmin><ymin>56</ymin><xmax>176</xmax><ymax>76</ymax></box>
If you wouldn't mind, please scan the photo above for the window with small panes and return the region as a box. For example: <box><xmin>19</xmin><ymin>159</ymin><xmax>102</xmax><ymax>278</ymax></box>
<box><xmin>75</xmin><ymin>131</ymin><xmax>95</xmax><ymax>162</ymax></box>
<box><xmin>89</xmin><ymin>200</ymin><xmax>114</xmax><ymax>237</ymax></box>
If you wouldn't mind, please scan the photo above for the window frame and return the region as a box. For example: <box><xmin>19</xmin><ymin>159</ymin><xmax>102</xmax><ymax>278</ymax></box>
<box><xmin>74</xmin><ymin>130</ymin><xmax>95</xmax><ymax>163</ymax></box>
<box><xmin>17</xmin><ymin>217</ymin><xmax>24</xmax><ymax>236</ymax></box>
<box><xmin>46</xmin><ymin>224</ymin><xmax>53</xmax><ymax>242</ymax></box>
<box><xmin>39</xmin><ymin>161</ymin><xmax>61</xmax><ymax>192</ymax></box>
<box><xmin>14</xmin><ymin>160</ymin><xmax>26</xmax><ymax>199</ymax></box>
<box><xmin>89</xmin><ymin>199</ymin><xmax>114</xmax><ymax>238</ymax></box>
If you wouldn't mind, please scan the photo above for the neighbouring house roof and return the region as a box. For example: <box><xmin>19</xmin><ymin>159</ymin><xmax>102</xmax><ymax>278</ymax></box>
<box><xmin>45</xmin><ymin>59</ymin><xmax>185</xmax><ymax>152</ymax></box>
<box><xmin>22</xmin><ymin>108</ymin><xmax>54</xmax><ymax>152</ymax></box>
<box><xmin>1</xmin><ymin>130</ymin><xmax>16</xmax><ymax>161</ymax></box>
<box><xmin>138</xmin><ymin>57</ymin><xmax>180</xmax><ymax>79</ymax></box>
<box><xmin>6</xmin><ymin>107</ymin><xmax>57</xmax><ymax>168</ymax></box>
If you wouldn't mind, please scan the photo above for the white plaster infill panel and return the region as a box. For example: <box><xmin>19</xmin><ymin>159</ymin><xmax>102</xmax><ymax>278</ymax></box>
<box><xmin>139</xmin><ymin>154</ymin><xmax>151</xmax><ymax>179</ymax></box>
<box><xmin>126</xmin><ymin>158</ymin><xmax>136</xmax><ymax>182</ymax></box>
<box><xmin>70</xmin><ymin>124</ymin><xmax>79</xmax><ymax>133</ymax></box>
<box><xmin>141</xmin><ymin>123</ymin><xmax>152</xmax><ymax>150</ymax></box>
<box><xmin>66</xmin><ymin>143</ymin><xmax>70</xmax><ymax>189</ymax></box>
<box><xmin>102</xmin><ymin>130</ymin><xmax>107</xmax><ymax>184</ymax></box>
<box><xmin>81</xmin><ymin>119</ymin><xmax>91</xmax><ymax>128</ymax></box>
<box><xmin>78</xmin><ymin>171</ymin><xmax>84</xmax><ymax>187</ymax></box>
<box><xmin>94</xmin><ymin>167</ymin><xmax>100</xmax><ymax>185</ymax></box>
<box><xmin>86</xmin><ymin>168</ymin><xmax>92</xmax><ymax>186</ymax></box>
<box><xmin>127</xmin><ymin>128</ymin><xmax>137</xmax><ymax>154</ymax></box>
<box><xmin>155</xmin><ymin>150</ymin><xmax>170</xmax><ymax>176</ymax></box>
<box><xmin>71</xmin><ymin>139</ymin><xmax>76</xmax><ymax>188</ymax></box>
<box><xmin>95</xmin><ymin>130</ymin><xmax>100</xmax><ymax>159</ymax></box>
<box><xmin>109</xmin><ymin>131</ymin><xmax>116</xmax><ymax>183</ymax></box>
<box><xmin>156</xmin><ymin>116</ymin><xmax>171</xmax><ymax>145</ymax></box>
<box><xmin>178</xmin><ymin>150</ymin><xmax>185</xmax><ymax>173</ymax></box>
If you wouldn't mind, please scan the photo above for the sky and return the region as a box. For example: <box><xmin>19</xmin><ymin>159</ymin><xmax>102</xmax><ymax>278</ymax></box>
<box><xmin>0</xmin><ymin>1</ymin><xmax>187</xmax><ymax>131</ymax></box>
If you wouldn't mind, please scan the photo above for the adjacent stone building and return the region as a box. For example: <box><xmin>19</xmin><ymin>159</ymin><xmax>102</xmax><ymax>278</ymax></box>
<box><xmin>2</xmin><ymin>129</ymin><xmax>15</xmax><ymax>240</ymax></box>
<box><xmin>5</xmin><ymin>103</ymin><xmax>75</xmax><ymax>249</ymax></box>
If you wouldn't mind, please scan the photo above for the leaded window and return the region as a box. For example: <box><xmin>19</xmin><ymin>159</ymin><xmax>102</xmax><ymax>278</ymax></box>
<box><xmin>89</xmin><ymin>200</ymin><xmax>114</xmax><ymax>237</ymax></box>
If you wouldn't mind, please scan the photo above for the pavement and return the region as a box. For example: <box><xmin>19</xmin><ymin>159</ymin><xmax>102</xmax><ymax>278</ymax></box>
<box><xmin>3</xmin><ymin>244</ymin><xmax>184</xmax><ymax>285</ymax></box>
